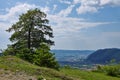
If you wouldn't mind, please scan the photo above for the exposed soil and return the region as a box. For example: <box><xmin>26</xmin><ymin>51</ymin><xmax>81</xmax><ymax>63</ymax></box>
<box><xmin>0</xmin><ymin>69</ymin><xmax>37</xmax><ymax>80</ymax></box>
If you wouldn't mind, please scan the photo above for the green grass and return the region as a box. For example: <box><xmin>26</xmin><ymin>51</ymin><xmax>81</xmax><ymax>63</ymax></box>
<box><xmin>61</xmin><ymin>68</ymin><xmax>120</xmax><ymax>80</ymax></box>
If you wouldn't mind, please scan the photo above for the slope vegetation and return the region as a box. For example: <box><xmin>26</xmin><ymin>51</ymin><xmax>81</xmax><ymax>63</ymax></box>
<box><xmin>0</xmin><ymin>56</ymin><xmax>73</xmax><ymax>80</ymax></box>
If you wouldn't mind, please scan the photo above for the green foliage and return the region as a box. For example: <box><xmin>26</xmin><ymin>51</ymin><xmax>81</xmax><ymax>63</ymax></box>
<box><xmin>33</xmin><ymin>43</ymin><xmax>59</xmax><ymax>70</ymax></box>
<box><xmin>16</xmin><ymin>48</ymin><xmax>34</xmax><ymax>63</ymax></box>
<box><xmin>95</xmin><ymin>64</ymin><xmax>120</xmax><ymax>77</ymax></box>
<box><xmin>37</xmin><ymin>75</ymin><xmax>44</xmax><ymax>80</ymax></box>
<box><xmin>3</xmin><ymin>46</ymin><xmax>33</xmax><ymax>63</ymax></box>
<box><xmin>105</xmin><ymin>66</ymin><xmax>120</xmax><ymax>77</ymax></box>
<box><xmin>3</xmin><ymin>46</ymin><xmax>14</xmax><ymax>56</ymax></box>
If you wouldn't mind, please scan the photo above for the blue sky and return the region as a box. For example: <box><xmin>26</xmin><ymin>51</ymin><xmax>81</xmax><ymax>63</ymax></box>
<box><xmin>0</xmin><ymin>0</ymin><xmax>120</xmax><ymax>50</ymax></box>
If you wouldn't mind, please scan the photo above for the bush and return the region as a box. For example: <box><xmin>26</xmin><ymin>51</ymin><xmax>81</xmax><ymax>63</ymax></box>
<box><xmin>37</xmin><ymin>75</ymin><xmax>44</xmax><ymax>80</ymax></box>
<box><xmin>104</xmin><ymin>66</ymin><xmax>120</xmax><ymax>77</ymax></box>
<box><xmin>33</xmin><ymin>44</ymin><xmax>59</xmax><ymax>70</ymax></box>
<box><xmin>3</xmin><ymin>46</ymin><xmax>16</xmax><ymax>56</ymax></box>
<box><xmin>16</xmin><ymin>48</ymin><xmax>34</xmax><ymax>63</ymax></box>
<box><xmin>96</xmin><ymin>64</ymin><xmax>120</xmax><ymax>77</ymax></box>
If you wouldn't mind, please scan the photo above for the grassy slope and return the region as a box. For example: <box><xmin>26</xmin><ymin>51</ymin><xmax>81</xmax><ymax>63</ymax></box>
<box><xmin>0</xmin><ymin>56</ymin><xmax>73</xmax><ymax>80</ymax></box>
<box><xmin>0</xmin><ymin>56</ymin><xmax>120</xmax><ymax>80</ymax></box>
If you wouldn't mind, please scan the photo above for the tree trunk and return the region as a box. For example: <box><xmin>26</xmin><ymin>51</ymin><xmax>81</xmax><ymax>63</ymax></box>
<box><xmin>28</xmin><ymin>26</ymin><xmax>31</xmax><ymax>49</ymax></box>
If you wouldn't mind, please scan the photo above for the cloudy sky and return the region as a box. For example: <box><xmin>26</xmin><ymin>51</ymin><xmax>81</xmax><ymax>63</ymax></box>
<box><xmin>0</xmin><ymin>0</ymin><xmax>120</xmax><ymax>50</ymax></box>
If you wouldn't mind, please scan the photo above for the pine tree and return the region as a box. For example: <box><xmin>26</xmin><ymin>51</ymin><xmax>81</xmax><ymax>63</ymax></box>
<box><xmin>5</xmin><ymin>8</ymin><xmax>59</xmax><ymax>70</ymax></box>
<box><xmin>7</xmin><ymin>8</ymin><xmax>54</xmax><ymax>51</ymax></box>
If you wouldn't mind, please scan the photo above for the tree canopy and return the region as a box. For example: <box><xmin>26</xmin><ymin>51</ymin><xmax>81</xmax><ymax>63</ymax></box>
<box><xmin>7</xmin><ymin>8</ymin><xmax>54</xmax><ymax>50</ymax></box>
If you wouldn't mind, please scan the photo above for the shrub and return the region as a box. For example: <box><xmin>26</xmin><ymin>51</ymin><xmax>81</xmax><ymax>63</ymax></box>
<box><xmin>104</xmin><ymin>66</ymin><xmax>120</xmax><ymax>77</ymax></box>
<box><xmin>37</xmin><ymin>75</ymin><xmax>44</xmax><ymax>80</ymax></box>
<box><xmin>96</xmin><ymin>64</ymin><xmax>120</xmax><ymax>77</ymax></box>
<box><xmin>16</xmin><ymin>48</ymin><xmax>34</xmax><ymax>63</ymax></box>
<box><xmin>33</xmin><ymin>44</ymin><xmax>59</xmax><ymax>70</ymax></box>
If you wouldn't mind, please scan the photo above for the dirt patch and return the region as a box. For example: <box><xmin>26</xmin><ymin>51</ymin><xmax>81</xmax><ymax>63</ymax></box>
<box><xmin>0</xmin><ymin>69</ymin><xmax>37</xmax><ymax>80</ymax></box>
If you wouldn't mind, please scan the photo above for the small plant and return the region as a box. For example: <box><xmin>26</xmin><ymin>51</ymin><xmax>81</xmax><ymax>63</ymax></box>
<box><xmin>37</xmin><ymin>75</ymin><xmax>44</xmax><ymax>80</ymax></box>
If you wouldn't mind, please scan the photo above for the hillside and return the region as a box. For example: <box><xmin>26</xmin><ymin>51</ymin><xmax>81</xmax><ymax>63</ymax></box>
<box><xmin>0</xmin><ymin>56</ymin><xmax>120</xmax><ymax>80</ymax></box>
<box><xmin>86</xmin><ymin>48</ymin><xmax>120</xmax><ymax>64</ymax></box>
<box><xmin>0</xmin><ymin>56</ymin><xmax>73</xmax><ymax>80</ymax></box>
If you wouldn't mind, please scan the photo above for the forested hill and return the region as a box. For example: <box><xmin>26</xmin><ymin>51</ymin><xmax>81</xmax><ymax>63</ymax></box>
<box><xmin>86</xmin><ymin>48</ymin><xmax>120</xmax><ymax>64</ymax></box>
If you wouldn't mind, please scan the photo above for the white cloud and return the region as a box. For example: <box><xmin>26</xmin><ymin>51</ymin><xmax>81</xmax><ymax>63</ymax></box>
<box><xmin>0</xmin><ymin>3</ymin><xmax>38</xmax><ymax>24</ymax></box>
<box><xmin>59</xmin><ymin>0</ymin><xmax>71</xmax><ymax>4</ymax></box>
<box><xmin>76</xmin><ymin>5</ymin><xmax>98</xmax><ymax>14</ymax></box>
<box><xmin>100</xmin><ymin>0</ymin><xmax>120</xmax><ymax>6</ymax></box>
<box><xmin>100</xmin><ymin>0</ymin><xmax>111</xmax><ymax>5</ymax></box>
<box><xmin>73</xmin><ymin>0</ymin><xmax>81</xmax><ymax>4</ymax></box>
<box><xmin>48</xmin><ymin>14</ymin><xmax>109</xmax><ymax>37</ymax></box>
<box><xmin>74</xmin><ymin>0</ymin><xmax>120</xmax><ymax>6</ymax></box>
<box><xmin>74</xmin><ymin>0</ymin><xmax>120</xmax><ymax>14</ymax></box>
<box><xmin>58</xmin><ymin>5</ymin><xmax>75</xmax><ymax>17</ymax></box>
<box><xmin>75</xmin><ymin>0</ymin><xmax>99</xmax><ymax>14</ymax></box>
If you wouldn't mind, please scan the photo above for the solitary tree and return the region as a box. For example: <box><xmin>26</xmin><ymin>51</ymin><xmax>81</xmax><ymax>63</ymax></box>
<box><xmin>7</xmin><ymin>8</ymin><xmax>54</xmax><ymax>51</ymax></box>
<box><xmin>5</xmin><ymin>9</ymin><xmax>59</xmax><ymax>70</ymax></box>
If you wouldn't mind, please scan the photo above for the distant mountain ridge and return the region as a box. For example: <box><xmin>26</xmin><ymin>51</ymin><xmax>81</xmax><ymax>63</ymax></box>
<box><xmin>86</xmin><ymin>48</ymin><xmax>120</xmax><ymax>64</ymax></box>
